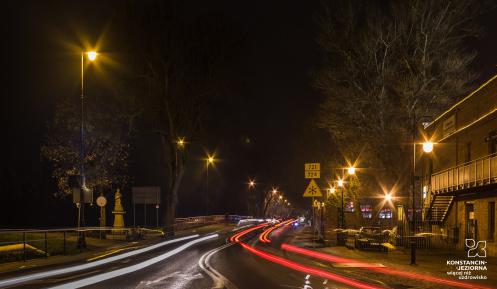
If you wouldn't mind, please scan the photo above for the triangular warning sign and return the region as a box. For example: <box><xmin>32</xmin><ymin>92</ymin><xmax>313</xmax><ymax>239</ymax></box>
<box><xmin>303</xmin><ymin>179</ymin><xmax>322</xmax><ymax>197</ymax></box>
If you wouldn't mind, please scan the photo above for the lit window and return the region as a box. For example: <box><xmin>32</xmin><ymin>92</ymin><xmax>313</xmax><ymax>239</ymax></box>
<box><xmin>344</xmin><ymin>201</ymin><xmax>355</xmax><ymax>212</ymax></box>
<box><xmin>360</xmin><ymin>204</ymin><xmax>372</xmax><ymax>219</ymax></box>
<box><xmin>379</xmin><ymin>208</ymin><xmax>392</xmax><ymax>219</ymax></box>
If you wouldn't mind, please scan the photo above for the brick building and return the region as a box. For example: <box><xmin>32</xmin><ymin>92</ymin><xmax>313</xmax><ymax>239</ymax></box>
<box><xmin>422</xmin><ymin>74</ymin><xmax>497</xmax><ymax>256</ymax></box>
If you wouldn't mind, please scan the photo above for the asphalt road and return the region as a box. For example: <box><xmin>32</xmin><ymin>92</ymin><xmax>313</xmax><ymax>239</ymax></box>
<box><xmin>1</xmin><ymin>222</ymin><xmax>485</xmax><ymax>289</ymax></box>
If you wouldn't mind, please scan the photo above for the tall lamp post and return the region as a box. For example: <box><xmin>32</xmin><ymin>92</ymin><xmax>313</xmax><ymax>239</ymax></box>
<box><xmin>78</xmin><ymin>51</ymin><xmax>97</xmax><ymax>249</ymax></box>
<box><xmin>205</xmin><ymin>154</ymin><xmax>215</xmax><ymax>215</ymax></box>
<box><xmin>411</xmin><ymin>134</ymin><xmax>434</xmax><ymax>265</ymax></box>
<box><xmin>337</xmin><ymin>179</ymin><xmax>344</xmax><ymax>228</ymax></box>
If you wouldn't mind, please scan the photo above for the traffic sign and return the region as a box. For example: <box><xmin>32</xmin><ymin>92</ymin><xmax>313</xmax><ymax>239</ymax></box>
<box><xmin>96</xmin><ymin>196</ymin><xmax>107</xmax><ymax>207</ymax></box>
<box><xmin>305</xmin><ymin>170</ymin><xmax>320</xmax><ymax>179</ymax></box>
<box><xmin>304</xmin><ymin>163</ymin><xmax>320</xmax><ymax>179</ymax></box>
<box><xmin>305</xmin><ymin>163</ymin><xmax>320</xmax><ymax>171</ymax></box>
<box><xmin>303</xmin><ymin>179</ymin><xmax>322</xmax><ymax>197</ymax></box>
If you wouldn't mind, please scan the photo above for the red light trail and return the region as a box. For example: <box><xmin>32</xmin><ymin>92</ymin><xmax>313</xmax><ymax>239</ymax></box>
<box><xmin>239</xmin><ymin>242</ymin><xmax>382</xmax><ymax>289</ymax></box>
<box><xmin>229</xmin><ymin>223</ymin><xmax>268</xmax><ymax>243</ymax></box>
<box><xmin>259</xmin><ymin>219</ymin><xmax>295</xmax><ymax>243</ymax></box>
<box><xmin>281</xmin><ymin>243</ymin><xmax>493</xmax><ymax>289</ymax></box>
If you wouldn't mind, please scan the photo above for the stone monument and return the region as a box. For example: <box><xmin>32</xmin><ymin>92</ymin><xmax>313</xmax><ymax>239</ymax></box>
<box><xmin>106</xmin><ymin>189</ymin><xmax>127</xmax><ymax>240</ymax></box>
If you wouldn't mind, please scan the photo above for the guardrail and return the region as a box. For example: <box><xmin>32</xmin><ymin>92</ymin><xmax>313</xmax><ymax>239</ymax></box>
<box><xmin>431</xmin><ymin>152</ymin><xmax>497</xmax><ymax>193</ymax></box>
<box><xmin>0</xmin><ymin>215</ymin><xmax>252</xmax><ymax>263</ymax></box>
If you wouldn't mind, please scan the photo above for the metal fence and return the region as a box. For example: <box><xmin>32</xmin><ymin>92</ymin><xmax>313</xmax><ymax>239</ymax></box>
<box><xmin>0</xmin><ymin>215</ymin><xmax>251</xmax><ymax>263</ymax></box>
<box><xmin>431</xmin><ymin>153</ymin><xmax>497</xmax><ymax>193</ymax></box>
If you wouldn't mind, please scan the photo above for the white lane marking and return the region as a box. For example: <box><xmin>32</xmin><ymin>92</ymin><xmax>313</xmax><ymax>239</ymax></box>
<box><xmin>0</xmin><ymin>234</ymin><xmax>200</xmax><ymax>288</ymax></box>
<box><xmin>198</xmin><ymin>243</ymin><xmax>239</xmax><ymax>289</ymax></box>
<box><xmin>47</xmin><ymin>234</ymin><xmax>218</xmax><ymax>289</ymax></box>
<box><xmin>145</xmin><ymin>271</ymin><xmax>181</xmax><ymax>286</ymax></box>
<box><xmin>144</xmin><ymin>272</ymin><xmax>203</xmax><ymax>286</ymax></box>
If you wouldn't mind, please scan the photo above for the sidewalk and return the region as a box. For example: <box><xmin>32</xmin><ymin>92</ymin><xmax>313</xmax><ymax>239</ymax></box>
<box><xmin>0</xmin><ymin>223</ymin><xmax>232</xmax><ymax>276</ymax></box>
<box><xmin>289</xmin><ymin>226</ymin><xmax>497</xmax><ymax>287</ymax></box>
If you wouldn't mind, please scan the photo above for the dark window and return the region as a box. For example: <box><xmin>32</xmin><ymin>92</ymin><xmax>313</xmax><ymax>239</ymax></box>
<box><xmin>465</xmin><ymin>142</ymin><xmax>471</xmax><ymax>163</ymax></box>
<box><xmin>488</xmin><ymin>131</ymin><xmax>497</xmax><ymax>154</ymax></box>
<box><xmin>489</xmin><ymin>202</ymin><xmax>495</xmax><ymax>240</ymax></box>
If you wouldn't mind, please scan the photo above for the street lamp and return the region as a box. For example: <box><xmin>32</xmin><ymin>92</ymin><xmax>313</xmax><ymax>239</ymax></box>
<box><xmin>422</xmin><ymin>141</ymin><xmax>434</xmax><ymax>153</ymax></box>
<box><xmin>384</xmin><ymin>193</ymin><xmax>392</xmax><ymax>202</ymax></box>
<box><xmin>205</xmin><ymin>153</ymin><xmax>215</xmax><ymax>215</ymax></box>
<box><xmin>248</xmin><ymin>179</ymin><xmax>255</xmax><ymax>189</ymax></box>
<box><xmin>347</xmin><ymin>166</ymin><xmax>356</xmax><ymax>175</ymax></box>
<box><xmin>77</xmin><ymin>50</ymin><xmax>98</xmax><ymax>249</ymax></box>
<box><xmin>177</xmin><ymin>137</ymin><xmax>185</xmax><ymax>148</ymax></box>
<box><xmin>336</xmin><ymin>178</ymin><xmax>345</xmax><ymax>228</ymax></box>
<box><xmin>411</xmin><ymin>137</ymin><xmax>434</xmax><ymax>265</ymax></box>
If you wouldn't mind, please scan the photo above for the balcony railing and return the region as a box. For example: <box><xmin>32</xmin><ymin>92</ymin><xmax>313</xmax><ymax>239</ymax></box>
<box><xmin>431</xmin><ymin>153</ymin><xmax>497</xmax><ymax>193</ymax></box>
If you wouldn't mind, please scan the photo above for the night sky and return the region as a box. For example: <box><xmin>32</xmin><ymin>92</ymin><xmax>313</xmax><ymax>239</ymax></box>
<box><xmin>1</xmin><ymin>1</ymin><xmax>497</xmax><ymax>227</ymax></box>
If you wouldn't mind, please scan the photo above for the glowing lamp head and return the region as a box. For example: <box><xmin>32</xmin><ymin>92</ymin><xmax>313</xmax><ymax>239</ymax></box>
<box><xmin>329</xmin><ymin>187</ymin><xmax>336</xmax><ymax>194</ymax></box>
<box><xmin>248</xmin><ymin>180</ymin><xmax>255</xmax><ymax>188</ymax></box>
<box><xmin>337</xmin><ymin>179</ymin><xmax>344</xmax><ymax>187</ymax></box>
<box><xmin>422</xmin><ymin>141</ymin><xmax>434</xmax><ymax>153</ymax></box>
<box><xmin>207</xmin><ymin>156</ymin><xmax>215</xmax><ymax>164</ymax></box>
<box><xmin>347</xmin><ymin>166</ymin><xmax>356</xmax><ymax>175</ymax></box>
<box><xmin>385</xmin><ymin>193</ymin><xmax>392</xmax><ymax>202</ymax></box>
<box><xmin>177</xmin><ymin>138</ymin><xmax>185</xmax><ymax>147</ymax></box>
<box><xmin>272</xmin><ymin>189</ymin><xmax>277</xmax><ymax>194</ymax></box>
<box><xmin>279</xmin><ymin>195</ymin><xmax>283</xmax><ymax>200</ymax></box>
<box><xmin>87</xmin><ymin>51</ymin><xmax>97</xmax><ymax>61</ymax></box>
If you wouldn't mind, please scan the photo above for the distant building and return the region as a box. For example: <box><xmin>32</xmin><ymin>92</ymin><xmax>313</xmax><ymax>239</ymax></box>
<box><xmin>422</xmin><ymin>74</ymin><xmax>497</xmax><ymax>256</ymax></box>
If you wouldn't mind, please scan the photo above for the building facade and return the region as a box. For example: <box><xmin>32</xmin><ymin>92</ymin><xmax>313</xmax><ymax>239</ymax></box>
<box><xmin>422</xmin><ymin>74</ymin><xmax>497</xmax><ymax>255</ymax></box>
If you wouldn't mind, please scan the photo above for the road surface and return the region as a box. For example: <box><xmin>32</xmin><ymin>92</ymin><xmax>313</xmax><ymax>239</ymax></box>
<box><xmin>0</xmin><ymin>222</ymin><xmax>490</xmax><ymax>289</ymax></box>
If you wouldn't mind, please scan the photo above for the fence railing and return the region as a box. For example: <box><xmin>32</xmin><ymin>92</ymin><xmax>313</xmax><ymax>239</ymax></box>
<box><xmin>431</xmin><ymin>153</ymin><xmax>497</xmax><ymax>193</ymax></box>
<box><xmin>0</xmin><ymin>215</ymin><xmax>251</xmax><ymax>263</ymax></box>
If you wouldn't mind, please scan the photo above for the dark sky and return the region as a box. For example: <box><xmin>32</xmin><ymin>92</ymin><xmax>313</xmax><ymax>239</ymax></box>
<box><xmin>1</xmin><ymin>1</ymin><xmax>497</xmax><ymax>226</ymax></box>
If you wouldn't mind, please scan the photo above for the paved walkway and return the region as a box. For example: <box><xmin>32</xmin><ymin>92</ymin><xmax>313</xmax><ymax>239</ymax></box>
<box><xmin>289</xmin><ymin>226</ymin><xmax>497</xmax><ymax>288</ymax></box>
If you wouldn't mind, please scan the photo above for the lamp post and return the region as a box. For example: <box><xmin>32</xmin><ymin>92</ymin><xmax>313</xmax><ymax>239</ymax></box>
<box><xmin>205</xmin><ymin>154</ymin><xmax>215</xmax><ymax>215</ymax></box>
<box><xmin>77</xmin><ymin>51</ymin><xmax>97</xmax><ymax>249</ymax></box>
<box><xmin>337</xmin><ymin>179</ymin><xmax>344</xmax><ymax>228</ymax></box>
<box><xmin>411</xmin><ymin>117</ymin><xmax>434</xmax><ymax>264</ymax></box>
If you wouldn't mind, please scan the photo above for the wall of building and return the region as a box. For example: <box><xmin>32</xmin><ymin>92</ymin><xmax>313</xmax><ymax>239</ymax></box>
<box><xmin>423</xmin><ymin>75</ymin><xmax>497</xmax><ymax>256</ymax></box>
<box><xmin>431</xmin><ymin>196</ymin><xmax>497</xmax><ymax>256</ymax></box>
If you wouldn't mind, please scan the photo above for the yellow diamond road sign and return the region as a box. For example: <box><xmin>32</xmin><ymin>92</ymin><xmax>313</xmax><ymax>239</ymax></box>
<box><xmin>303</xmin><ymin>179</ymin><xmax>322</xmax><ymax>197</ymax></box>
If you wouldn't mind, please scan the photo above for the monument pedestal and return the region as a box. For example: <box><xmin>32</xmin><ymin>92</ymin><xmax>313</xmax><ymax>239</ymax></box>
<box><xmin>106</xmin><ymin>189</ymin><xmax>128</xmax><ymax>240</ymax></box>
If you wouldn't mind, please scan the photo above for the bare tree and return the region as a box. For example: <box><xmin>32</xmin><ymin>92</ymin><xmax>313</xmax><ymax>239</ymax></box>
<box><xmin>115</xmin><ymin>0</ymin><xmax>238</xmax><ymax>233</ymax></box>
<box><xmin>314</xmin><ymin>0</ymin><xmax>484</xmax><ymax>196</ymax></box>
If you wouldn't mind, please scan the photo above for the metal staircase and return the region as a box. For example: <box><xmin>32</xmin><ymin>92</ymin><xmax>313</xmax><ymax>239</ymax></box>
<box><xmin>427</xmin><ymin>195</ymin><xmax>454</xmax><ymax>223</ymax></box>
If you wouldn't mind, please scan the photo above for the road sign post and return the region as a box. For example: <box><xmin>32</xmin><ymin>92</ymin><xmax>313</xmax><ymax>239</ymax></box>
<box><xmin>304</xmin><ymin>163</ymin><xmax>322</xmax><ymax>240</ymax></box>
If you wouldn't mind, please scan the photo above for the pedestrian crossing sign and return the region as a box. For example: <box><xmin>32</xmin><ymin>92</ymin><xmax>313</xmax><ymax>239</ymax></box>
<box><xmin>303</xmin><ymin>179</ymin><xmax>322</xmax><ymax>197</ymax></box>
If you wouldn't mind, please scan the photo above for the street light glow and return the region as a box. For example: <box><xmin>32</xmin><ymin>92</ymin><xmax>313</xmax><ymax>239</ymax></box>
<box><xmin>272</xmin><ymin>189</ymin><xmax>277</xmax><ymax>194</ymax></box>
<box><xmin>87</xmin><ymin>51</ymin><xmax>97</xmax><ymax>61</ymax></box>
<box><xmin>422</xmin><ymin>141</ymin><xmax>434</xmax><ymax>153</ymax></box>
<box><xmin>385</xmin><ymin>193</ymin><xmax>392</xmax><ymax>202</ymax></box>
<box><xmin>337</xmin><ymin>179</ymin><xmax>344</xmax><ymax>187</ymax></box>
<box><xmin>347</xmin><ymin>166</ymin><xmax>356</xmax><ymax>175</ymax></box>
<box><xmin>177</xmin><ymin>137</ymin><xmax>185</xmax><ymax>148</ymax></box>
<box><xmin>206</xmin><ymin>154</ymin><xmax>215</xmax><ymax>165</ymax></box>
<box><xmin>248</xmin><ymin>179</ymin><xmax>255</xmax><ymax>188</ymax></box>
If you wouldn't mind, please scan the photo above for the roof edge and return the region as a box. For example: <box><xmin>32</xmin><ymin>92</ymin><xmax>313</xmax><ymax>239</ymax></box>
<box><xmin>425</xmin><ymin>73</ymin><xmax>497</xmax><ymax>128</ymax></box>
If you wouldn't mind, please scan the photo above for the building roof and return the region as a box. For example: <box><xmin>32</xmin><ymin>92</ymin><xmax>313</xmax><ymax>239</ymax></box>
<box><xmin>425</xmin><ymin>74</ymin><xmax>497</xmax><ymax>129</ymax></box>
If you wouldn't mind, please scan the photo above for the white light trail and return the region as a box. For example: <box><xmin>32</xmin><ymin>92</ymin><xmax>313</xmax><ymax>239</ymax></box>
<box><xmin>0</xmin><ymin>234</ymin><xmax>199</xmax><ymax>288</ymax></box>
<box><xmin>48</xmin><ymin>234</ymin><xmax>218</xmax><ymax>289</ymax></box>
